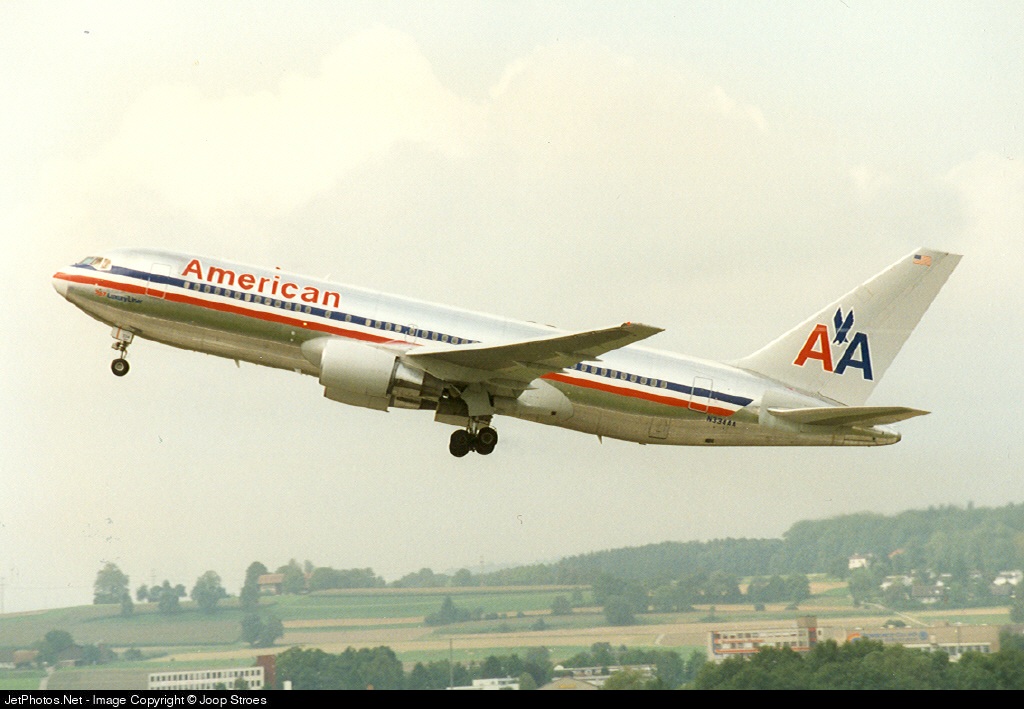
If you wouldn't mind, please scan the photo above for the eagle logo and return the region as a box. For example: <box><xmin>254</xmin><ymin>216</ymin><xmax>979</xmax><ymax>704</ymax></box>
<box><xmin>833</xmin><ymin>308</ymin><xmax>854</xmax><ymax>345</ymax></box>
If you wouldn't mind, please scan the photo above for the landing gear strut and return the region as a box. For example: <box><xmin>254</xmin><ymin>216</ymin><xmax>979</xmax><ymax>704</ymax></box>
<box><xmin>110</xmin><ymin>327</ymin><xmax>134</xmax><ymax>377</ymax></box>
<box><xmin>448</xmin><ymin>421</ymin><xmax>499</xmax><ymax>457</ymax></box>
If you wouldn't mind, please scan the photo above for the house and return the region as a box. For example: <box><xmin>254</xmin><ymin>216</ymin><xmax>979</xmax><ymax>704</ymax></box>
<box><xmin>990</xmin><ymin>570</ymin><xmax>1022</xmax><ymax>596</ymax></box>
<box><xmin>848</xmin><ymin>553</ymin><xmax>872</xmax><ymax>570</ymax></box>
<box><xmin>911</xmin><ymin>585</ymin><xmax>944</xmax><ymax>604</ymax></box>
<box><xmin>13</xmin><ymin>650</ymin><xmax>39</xmax><ymax>668</ymax></box>
<box><xmin>880</xmin><ymin>575</ymin><xmax>913</xmax><ymax>591</ymax></box>
<box><xmin>257</xmin><ymin>574</ymin><xmax>285</xmax><ymax>595</ymax></box>
<box><xmin>994</xmin><ymin>570</ymin><xmax>1022</xmax><ymax>586</ymax></box>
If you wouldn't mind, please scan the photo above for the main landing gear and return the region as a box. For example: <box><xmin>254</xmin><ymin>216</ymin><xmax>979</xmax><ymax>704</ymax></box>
<box><xmin>449</xmin><ymin>422</ymin><xmax>499</xmax><ymax>458</ymax></box>
<box><xmin>110</xmin><ymin>327</ymin><xmax>134</xmax><ymax>377</ymax></box>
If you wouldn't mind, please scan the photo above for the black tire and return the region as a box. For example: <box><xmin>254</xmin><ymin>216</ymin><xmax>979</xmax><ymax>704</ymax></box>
<box><xmin>449</xmin><ymin>429</ymin><xmax>472</xmax><ymax>457</ymax></box>
<box><xmin>475</xmin><ymin>440</ymin><xmax>496</xmax><ymax>456</ymax></box>
<box><xmin>111</xmin><ymin>358</ymin><xmax>130</xmax><ymax>377</ymax></box>
<box><xmin>477</xmin><ymin>426</ymin><xmax>498</xmax><ymax>448</ymax></box>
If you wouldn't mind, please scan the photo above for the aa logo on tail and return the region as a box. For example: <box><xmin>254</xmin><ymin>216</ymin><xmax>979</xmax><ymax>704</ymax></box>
<box><xmin>793</xmin><ymin>308</ymin><xmax>873</xmax><ymax>380</ymax></box>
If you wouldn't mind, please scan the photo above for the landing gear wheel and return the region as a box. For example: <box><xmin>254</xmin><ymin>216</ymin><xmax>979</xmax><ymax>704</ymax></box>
<box><xmin>449</xmin><ymin>429</ymin><xmax>473</xmax><ymax>458</ymax></box>
<box><xmin>475</xmin><ymin>426</ymin><xmax>498</xmax><ymax>455</ymax></box>
<box><xmin>109</xmin><ymin>328</ymin><xmax>134</xmax><ymax>377</ymax></box>
<box><xmin>477</xmin><ymin>426</ymin><xmax>498</xmax><ymax>448</ymax></box>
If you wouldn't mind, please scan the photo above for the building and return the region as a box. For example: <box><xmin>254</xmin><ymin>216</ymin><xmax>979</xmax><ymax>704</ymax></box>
<box><xmin>709</xmin><ymin>616</ymin><xmax>818</xmax><ymax>662</ymax></box>
<box><xmin>540</xmin><ymin>677</ymin><xmax>599</xmax><ymax>690</ymax></box>
<box><xmin>708</xmin><ymin>616</ymin><xmax>1002</xmax><ymax>664</ymax></box>
<box><xmin>991</xmin><ymin>570</ymin><xmax>1023</xmax><ymax>596</ymax></box>
<box><xmin>820</xmin><ymin>623</ymin><xmax>1000</xmax><ymax>660</ymax></box>
<box><xmin>148</xmin><ymin>665</ymin><xmax>264</xmax><ymax>690</ymax></box>
<box><xmin>450</xmin><ymin>680</ymin><xmax>520</xmax><ymax>688</ymax></box>
<box><xmin>848</xmin><ymin>553</ymin><xmax>872</xmax><ymax>570</ymax></box>
<box><xmin>548</xmin><ymin>665</ymin><xmax>657</xmax><ymax>688</ymax></box>
<box><xmin>257</xmin><ymin>573</ymin><xmax>285</xmax><ymax>595</ymax></box>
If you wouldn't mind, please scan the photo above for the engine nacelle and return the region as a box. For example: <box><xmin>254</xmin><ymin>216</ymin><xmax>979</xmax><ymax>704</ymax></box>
<box><xmin>301</xmin><ymin>337</ymin><xmax>443</xmax><ymax>412</ymax></box>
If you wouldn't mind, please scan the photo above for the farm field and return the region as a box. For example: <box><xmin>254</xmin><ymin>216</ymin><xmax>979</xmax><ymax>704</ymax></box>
<box><xmin>1</xmin><ymin>582</ymin><xmax>1013</xmax><ymax>690</ymax></box>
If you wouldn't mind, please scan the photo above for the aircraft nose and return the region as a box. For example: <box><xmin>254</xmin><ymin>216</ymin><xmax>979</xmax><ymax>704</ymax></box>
<box><xmin>52</xmin><ymin>272</ymin><xmax>69</xmax><ymax>297</ymax></box>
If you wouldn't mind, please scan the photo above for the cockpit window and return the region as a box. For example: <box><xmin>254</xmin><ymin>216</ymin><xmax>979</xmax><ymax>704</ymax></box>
<box><xmin>77</xmin><ymin>256</ymin><xmax>112</xmax><ymax>270</ymax></box>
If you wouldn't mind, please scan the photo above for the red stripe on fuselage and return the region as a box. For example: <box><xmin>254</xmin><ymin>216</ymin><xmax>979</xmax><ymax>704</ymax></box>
<box><xmin>54</xmin><ymin>271</ymin><xmax>392</xmax><ymax>345</ymax></box>
<box><xmin>55</xmin><ymin>271</ymin><xmax>737</xmax><ymax>417</ymax></box>
<box><xmin>543</xmin><ymin>372</ymin><xmax>736</xmax><ymax>418</ymax></box>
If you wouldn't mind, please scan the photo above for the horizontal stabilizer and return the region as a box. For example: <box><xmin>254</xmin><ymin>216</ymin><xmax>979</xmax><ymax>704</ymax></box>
<box><xmin>767</xmin><ymin>406</ymin><xmax>929</xmax><ymax>427</ymax></box>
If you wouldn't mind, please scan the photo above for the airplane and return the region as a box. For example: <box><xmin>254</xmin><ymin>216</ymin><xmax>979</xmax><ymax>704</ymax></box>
<box><xmin>52</xmin><ymin>247</ymin><xmax>960</xmax><ymax>457</ymax></box>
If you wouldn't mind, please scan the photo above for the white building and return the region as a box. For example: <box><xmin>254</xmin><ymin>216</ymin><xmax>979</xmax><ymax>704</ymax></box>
<box><xmin>450</xmin><ymin>677</ymin><xmax>519</xmax><ymax>690</ymax></box>
<box><xmin>148</xmin><ymin>666</ymin><xmax>264</xmax><ymax>690</ymax></box>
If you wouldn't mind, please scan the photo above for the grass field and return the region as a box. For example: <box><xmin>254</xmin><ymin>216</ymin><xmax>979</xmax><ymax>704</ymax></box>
<box><xmin>0</xmin><ymin>669</ymin><xmax>46</xmax><ymax>690</ymax></box>
<box><xmin>0</xmin><ymin>581</ymin><xmax>1014</xmax><ymax>690</ymax></box>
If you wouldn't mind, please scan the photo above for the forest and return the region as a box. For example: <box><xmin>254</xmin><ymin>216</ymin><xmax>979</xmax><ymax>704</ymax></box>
<box><xmin>470</xmin><ymin>502</ymin><xmax>1024</xmax><ymax>587</ymax></box>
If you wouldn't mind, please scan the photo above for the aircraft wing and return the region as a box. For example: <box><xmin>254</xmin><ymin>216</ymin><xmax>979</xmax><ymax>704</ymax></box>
<box><xmin>767</xmin><ymin>406</ymin><xmax>929</xmax><ymax>427</ymax></box>
<box><xmin>403</xmin><ymin>322</ymin><xmax>663</xmax><ymax>388</ymax></box>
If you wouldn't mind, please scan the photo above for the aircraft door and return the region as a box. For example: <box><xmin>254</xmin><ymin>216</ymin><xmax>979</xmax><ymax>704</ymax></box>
<box><xmin>690</xmin><ymin>377</ymin><xmax>713</xmax><ymax>413</ymax></box>
<box><xmin>147</xmin><ymin>263</ymin><xmax>171</xmax><ymax>298</ymax></box>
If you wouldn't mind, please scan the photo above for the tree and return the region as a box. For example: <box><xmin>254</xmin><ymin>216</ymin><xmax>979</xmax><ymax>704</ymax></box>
<box><xmin>240</xmin><ymin>561</ymin><xmax>268</xmax><ymax>611</ymax></box>
<box><xmin>154</xmin><ymin>580</ymin><xmax>181</xmax><ymax>614</ymax></box>
<box><xmin>551</xmin><ymin>595</ymin><xmax>573</xmax><ymax>616</ymax></box>
<box><xmin>604</xmin><ymin>596</ymin><xmax>636</xmax><ymax>626</ymax></box>
<box><xmin>275</xmin><ymin>646</ymin><xmax>403</xmax><ymax>690</ymax></box>
<box><xmin>518</xmin><ymin>672</ymin><xmax>537</xmax><ymax>690</ymax></box>
<box><xmin>93</xmin><ymin>562</ymin><xmax>130</xmax><ymax>605</ymax></box>
<box><xmin>276</xmin><ymin>559</ymin><xmax>306</xmax><ymax>594</ymax></box>
<box><xmin>602</xmin><ymin>668</ymin><xmax>651</xmax><ymax>690</ymax></box>
<box><xmin>522</xmin><ymin>646</ymin><xmax>553</xmax><ymax>685</ymax></box>
<box><xmin>36</xmin><ymin>630</ymin><xmax>75</xmax><ymax>665</ymax></box>
<box><xmin>191</xmin><ymin>570</ymin><xmax>227</xmax><ymax>613</ymax></box>
<box><xmin>425</xmin><ymin>596</ymin><xmax>472</xmax><ymax>625</ymax></box>
<box><xmin>653</xmin><ymin>649</ymin><xmax>686</xmax><ymax>688</ymax></box>
<box><xmin>135</xmin><ymin>585</ymin><xmax>149</xmax><ymax>603</ymax></box>
<box><xmin>240</xmin><ymin>614</ymin><xmax>263</xmax><ymax>645</ymax></box>
<box><xmin>452</xmin><ymin>568</ymin><xmax>474</xmax><ymax>587</ymax></box>
<box><xmin>258</xmin><ymin>616</ymin><xmax>284</xmax><ymax>647</ymax></box>
<box><xmin>1010</xmin><ymin>594</ymin><xmax>1024</xmax><ymax>624</ymax></box>
<box><xmin>393</xmin><ymin>567</ymin><xmax>447</xmax><ymax>588</ymax></box>
<box><xmin>241</xmin><ymin>614</ymin><xmax>284</xmax><ymax>647</ymax></box>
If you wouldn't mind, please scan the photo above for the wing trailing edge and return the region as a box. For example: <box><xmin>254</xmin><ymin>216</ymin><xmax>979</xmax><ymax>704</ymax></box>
<box><xmin>766</xmin><ymin>405</ymin><xmax>929</xmax><ymax>427</ymax></box>
<box><xmin>404</xmin><ymin>322</ymin><xmax>663</xmax><ymax>386</ymax></box>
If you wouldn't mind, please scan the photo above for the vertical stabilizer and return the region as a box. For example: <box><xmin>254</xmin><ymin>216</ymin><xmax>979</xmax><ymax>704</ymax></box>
<box><xmin>734</xmin><ymin>248</ymin><xmax>961</xmax><ymax>406</ymax></box>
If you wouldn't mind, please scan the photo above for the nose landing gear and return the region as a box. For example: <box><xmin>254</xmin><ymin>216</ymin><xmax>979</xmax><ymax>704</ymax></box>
<box><xmin>448</xmin><ymin>421</ymin><xmax>499</xmax><ymax>457</ymax></box>
<box><xmin>110</xmin><ymin>327</ymin><xmax>134</xmax><ymax>377</ymax></box>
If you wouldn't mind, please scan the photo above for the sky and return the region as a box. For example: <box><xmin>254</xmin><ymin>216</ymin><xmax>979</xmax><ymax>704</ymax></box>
<box><xmin>1</xmin><ymin>1</ymin><xmax>1022</xmax><ymax>614</ymax></box>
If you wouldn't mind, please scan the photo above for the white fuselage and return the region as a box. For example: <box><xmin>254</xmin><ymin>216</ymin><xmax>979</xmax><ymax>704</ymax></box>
<box><xmin>53</xmin><ymin>248</ymin><xmax>902</xmax><ymax>448</ymax></box>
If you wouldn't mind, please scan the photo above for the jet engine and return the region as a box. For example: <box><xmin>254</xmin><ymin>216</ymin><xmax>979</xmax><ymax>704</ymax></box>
<box><xmin>300</xmin><ymin>337</ymin><xmax>443</xmax><ymax>411</ymax></box>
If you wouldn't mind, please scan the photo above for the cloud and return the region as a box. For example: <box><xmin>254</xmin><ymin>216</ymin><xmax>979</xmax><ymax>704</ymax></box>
<box><xmin>68</xmin><ymin>26</ymin><xmax>483</xmax><ymax>219</ymax></box>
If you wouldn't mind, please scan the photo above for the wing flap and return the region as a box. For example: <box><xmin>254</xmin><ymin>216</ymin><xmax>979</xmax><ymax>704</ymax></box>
<box><xmin>767</xmin><ymin>405</ymin><xmax>930</xmax><ymax>427</ymax></box>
